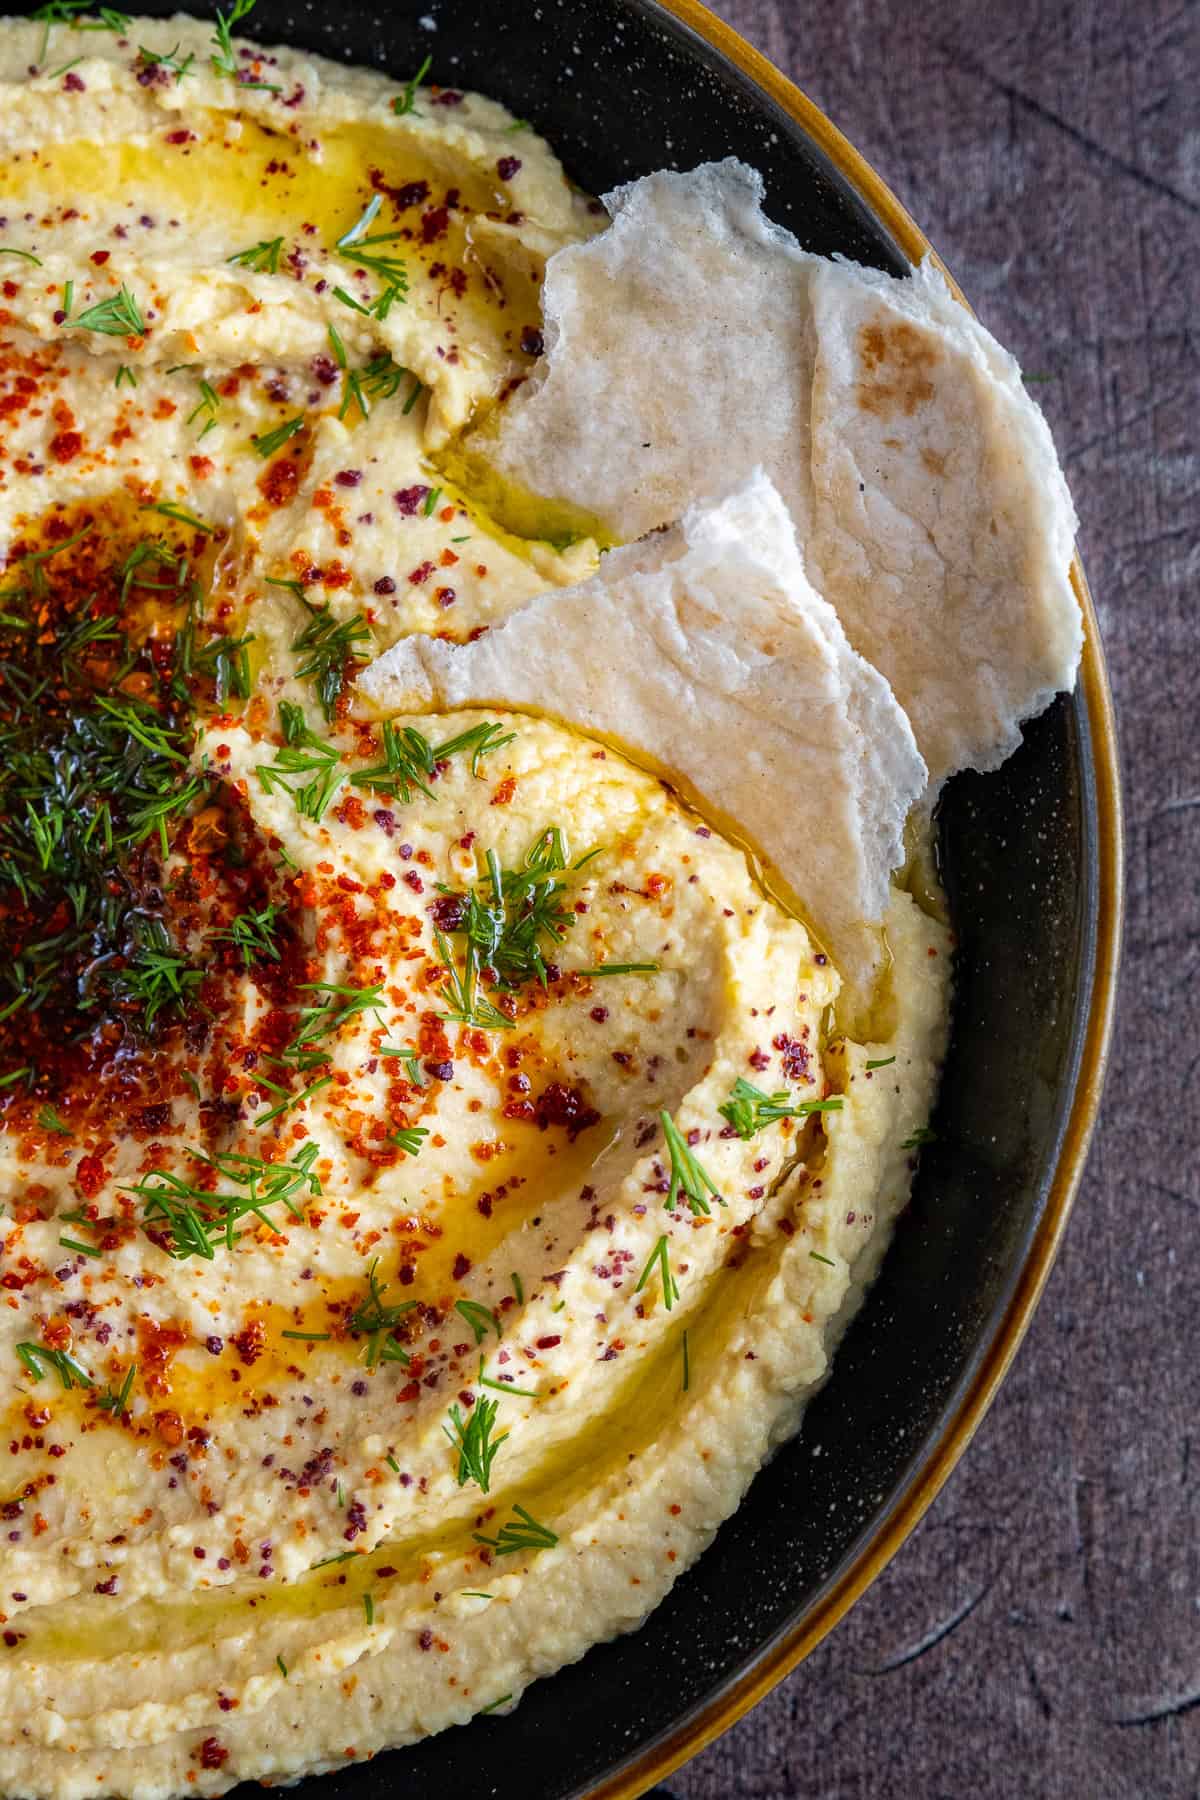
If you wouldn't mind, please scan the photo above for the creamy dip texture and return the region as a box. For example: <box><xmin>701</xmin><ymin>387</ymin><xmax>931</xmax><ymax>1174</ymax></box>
<box><xmin>0</xmin><ymin>12</ymin><xmax>949</xmax><ymax>1796</ymax></box>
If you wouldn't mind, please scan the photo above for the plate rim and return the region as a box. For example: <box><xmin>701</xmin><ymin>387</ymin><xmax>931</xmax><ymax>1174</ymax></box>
<box><xmin>577</xmin><ymin>2</ymin><xmax>1126</xmax><ymax>1794</ymax></box>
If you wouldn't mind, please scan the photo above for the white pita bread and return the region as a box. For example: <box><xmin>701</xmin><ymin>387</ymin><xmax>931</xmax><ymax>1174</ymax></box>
<box><xmin>360</xmin><ymin>471</ymin><xmax>927</xmax><ymax>997</ymax></box>
<box><xmin>485</xmin><ymin>158</ymin><xmax>1081</xmax><ymax>788</ymax></box>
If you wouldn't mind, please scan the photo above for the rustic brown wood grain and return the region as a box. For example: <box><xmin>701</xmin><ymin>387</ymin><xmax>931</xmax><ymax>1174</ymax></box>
<box><xmin>663</xmin><ymin>1</ymin><xmax>1200</xmax><ymax>1795</ymax></box>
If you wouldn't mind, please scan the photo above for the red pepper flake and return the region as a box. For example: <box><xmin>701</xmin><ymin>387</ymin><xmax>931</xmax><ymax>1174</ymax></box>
<box><xmin>198</xmin><ymin>1739</ymin><xmax>229</xmax><ymax>1770</ymax></box>
<box><xmin>535</xmin><ymin>1335</ymin><xmax>561</xmax><ymax>1350</ymax></box>
<box><xmin>496</xmin><ymin>157</ymin><xmax>522</xmax><ymax>182</ymax></box>
<box><xmin>48</xmin><ymin>430</ymin><xmax>83</xmax><ymax>464</ymax></box>
<box><xmin>89</xmin><ymin>250</ymin><xmax>110</xmax><ymax>266</ymax></box>
<box><xmin>407</xmin><ymin>560</ymin><xmax>436</xmax><ymax>586</ymax></box>
<box><xmin>490</xmin><ymin>776</ymin><xmax>516</xmax><ymax>807</ymax></box>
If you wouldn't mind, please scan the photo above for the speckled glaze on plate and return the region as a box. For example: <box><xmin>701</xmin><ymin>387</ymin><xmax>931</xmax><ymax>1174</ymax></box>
<box><xmin>6</xmin><ymin>2</ymin><xmax>1123</xmax><ymax>1795</ymax></box>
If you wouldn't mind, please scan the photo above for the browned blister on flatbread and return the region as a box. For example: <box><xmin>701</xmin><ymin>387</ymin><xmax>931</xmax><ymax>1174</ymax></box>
<box><xmin>484</xmin><ymin>159</ymin><xmax>1082</xmax><ymax>789</ymax></box>
<box><xmin>361</xmin><ymin>471</ymin><xmax>927</xmax><ymax>999</ymax></box>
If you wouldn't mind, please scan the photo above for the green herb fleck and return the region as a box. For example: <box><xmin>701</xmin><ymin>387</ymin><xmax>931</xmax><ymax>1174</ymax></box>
<box><xmin>454</xmin><ymin>1299</ymin><xmax>500</xmax><ymax>1345</ymax></box>
<box><xmin>17</xmin><ymin>1341</ymin><xmax>93</xmax><ymax>1389</ymax></box>
<box><xmin>96</xmin><ymin>1363</ymin><xmax>136</xmax><ymax>1416</ymax></box>
<box><xmin>444</xmin><ymin>1394</ymin><xmax>507</xmax><ymax>1492</ymax></box>
<box><xmin>635</xmin><ymin>1235</ymin><xmax>679</xmax><ymax>1312</ymax></box>
<box><xmin>350</xmin><ymin>1259</ymin><xmax>416</xmax><ymax>1368</ymax></box>
<box><xmin>252</xmin><ymin>415</ymin><xmax>304</xmax><ymax>459</ymax></box>
<box><xmin>473</xmin><ymin>1502</ymin><xmax>557</xmax><ymax>1556</ymax></box>
<box><xmin>71</xmin><ymin>284</ymin><xmax>146</xmax><ymax>338</ymax></box>
<box><xmin>392</xmin><ymin>52</ymin><xmax>431</xmax><ymax>117</ymax></box>
<box><xmin>228</xmin><ymin>236</ymin><xmax>284</xmax><ymax>274</ymax></box>
<box><xmin>659</xmin><ymin>1111</ymin><xmax>722</xmax><ymax>1216</ymax></box>
<box><xmin>717</xmin><ymin>1077</ymin><xmax>844</xmax><ymax>1141</ymax></box>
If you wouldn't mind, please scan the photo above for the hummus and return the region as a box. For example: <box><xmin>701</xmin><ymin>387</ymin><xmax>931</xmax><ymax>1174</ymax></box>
<box><xmin>0</xmin><ymin>13</ymin><xmax>950</xmax><ymax>1797</ymax></box>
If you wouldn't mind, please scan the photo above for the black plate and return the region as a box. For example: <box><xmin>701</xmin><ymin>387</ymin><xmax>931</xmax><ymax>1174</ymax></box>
<box><xmin>9</xmin><ymin>3</ymin><xmax>1113</xmax><ymax>1794</ymax></box>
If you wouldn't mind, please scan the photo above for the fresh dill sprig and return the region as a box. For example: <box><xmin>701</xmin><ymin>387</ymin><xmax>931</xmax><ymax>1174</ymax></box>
<box><xmin>228</xmin><ymin>236</ymin><xmax>284</xmax><ymax>274</ymax></box>
<box><xmin>96</xmin><ymin>1363</ymin><xmax>136</xmax><ymax>1417</ymax></box>
<box><xmin>432</xmin><ymin>929</ymin><xmax>513</xmax><ymax>1033</ymax></box>
<box><xmin>454</xmin><ymin>1300</ymin><xmax>500</xmax><ymax>1345</ymax></box>
<box><xmin>122</xmin><ymin>1141</ymin><xmax>322</xmax><ymax>1260</ymax></box>
<box><xmin>186</xmin><ymin>377</ymin><xmax>221</xmax><ymax>438</ymax></box>
<box><xmin>210</xmin><ymin>0</ymin><xmax>278</xmax><ymax>91</ymax></box>
<box><xmin>291</xmin><ymin>600</ymin><xmax>372</xmax><ymax>720</ymax></box>
<box><xmin>634</xmin><ymin>1235</ymin><xmax>679</xmax><ymax>1312</ymax></box>
<box><xmin>36</xmin><ymin>1103</ymin><xmax>73</xmax><ymax>1136</ymax></box>
<box><xmin>335</xmin><ymin>196</ymin><xmax>409</xmax><ymax>321</ymax></box>
<box><xmin>444</xmin><ymin>1395</ymin><xmax>507</xmax><ymax>1493</ymax></box>
<box><xmin>210</xmin><ymin>901</ymin><xmax>284</xmax><ymax>968</ymax></box>
<box><xmin>717</xmin><ymin>1077</ymin><xmax>844</xmax><ymax>1140</ymax></box>
<box><xmin>252</xmin><ymin>415</ymin><xmax>304</xmax><ymax>459</ymax></box>
<box><xmin>256</xmin><ymin>705</ymin><xmax>344</xmax><ymax>822</ymax></box>
<box><xmin>16</xmin><ymin>1340</ymin><xmax>93</xmax><ymax>1389</ymax></box>
<box><xmin>392</xmin><ymin>51</ymin><xmax>431</xmax><ymax>117</ymax></box>
<box><xmin>135</xmin><ymin>42</ymin><xmax>195</xmax><ymax>79</ymax></box>
<box><xmin>388</xmin><ymin>1123</ymin><xmax>428</xmax><ymax>1156</ymax></box>
<box><xmin>349</xmin><ymin>1259</ymin><xmax>416</xmax><ymax>1367</ymax></box>
<box><xmin>70</xmin><ymin>284</ymin><xmax>146</xmax><ymax>337</ymax></box>
<box><xmin>659</xmin><ymin>1111</ymin><xmax>722</xmax><ymax>1216</ymax></box>
<box><xmin>473</xmin><ymin>1503</ymin><xmax>557</xmax><ymax>1556</ymax></box>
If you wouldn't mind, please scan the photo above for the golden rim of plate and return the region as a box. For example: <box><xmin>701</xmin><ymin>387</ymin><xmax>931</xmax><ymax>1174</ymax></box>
<box><xmin>585</xmin><ymin>3</ymin><xmax>1126</xmax><ymax>1795</ymax></box>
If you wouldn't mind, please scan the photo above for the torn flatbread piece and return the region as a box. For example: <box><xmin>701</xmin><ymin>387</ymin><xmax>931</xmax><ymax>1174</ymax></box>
<box><xmin>361</xmin><ymin>470</ymin><xmax>926</xmax><ymax>997</ymax></box>
<box><xmin>483</xmin><ymin>158</ymin><xmax>1082</xmax><ymax>789</ymax></box>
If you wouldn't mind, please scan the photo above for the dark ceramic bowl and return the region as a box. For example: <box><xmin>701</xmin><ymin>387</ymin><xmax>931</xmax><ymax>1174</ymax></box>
<box><xmin>17</xmin><ymin>1</ymin><xmax>1123</xmax><ymax>1793</ymax></box>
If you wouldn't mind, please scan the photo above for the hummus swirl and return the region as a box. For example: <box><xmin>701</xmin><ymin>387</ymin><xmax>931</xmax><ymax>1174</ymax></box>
<box><xmin>0</xmin><ymin>14</ymin><xmax>950</xmax><ymax>1796</ymax></box>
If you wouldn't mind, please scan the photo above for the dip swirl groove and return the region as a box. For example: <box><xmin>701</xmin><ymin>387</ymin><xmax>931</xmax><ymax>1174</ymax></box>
<box><xmin>0</xmin><ymin>11</ymin><xmax>949</xmax><ymax>1795</ymax></box>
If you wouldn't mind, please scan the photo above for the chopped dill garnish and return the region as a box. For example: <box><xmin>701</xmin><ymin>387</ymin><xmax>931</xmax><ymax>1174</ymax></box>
<box><xmin>210</xmin><ymin>0</ymin><xmax>278</xmax><ymax>91</ymax></box>
<box><xmin>717</xmin><ymin>1077</ymin><xmax>844</xmax><ymax>1140</ymax></box>
<box><xmin>114</xmin><ymin>363</ymin><xmax>138</xmax><ymax>388</ymax></box>
<box><xmin>36</xmin><ymin>1104</ymin><xmax>73</xmax><ymax>1136</ymax></box>
<box><xmin>392</xmin><ymin>51</ymin><xmax>431</xmax><ymax>117</ymax></box>
<box><xmin>16</xmin><ymin>1340</ymin><xmax>93</xmax><ymax>1389</ymax></box>
<box><xmin>810</xmin><ymin>1250</ymin><xmax>837</xmax><ymax>1268</ymax></box>
<box><xmin>349</xmin><ymin>1259</ymin><xmax>416</xmax><ymax>1367</ymax></box>
<box><xmin>186</xmin><ymin>377</ymin><xmax>221</xmax><ymax>438</ymax></box>
<box><xmin>211</xmin><ymin>901</ymin><xmax>284</xmax><ymax>968</ymax></box>
<box><xmin>145</xmin><ymin>499</ymin><xmax>213</xmax><ymax>534</ymax></box>
<box><xmin>121</xmin><ymin>1141</ymin><xmax>322</xmax><ymax>1260</ymax></box>
<box><xmin>290</xmin><ymin>600</ymin><xmax>372</xmax><ymax>720</ymax></box>
<box><xmin>96</xmin><ymin>1363</ymin><xmax>136</xmax><ymax>1416</ymax></box>
<box><xmin>575</xmin><ymin>961</ymin><xmax>659</xmax><ymax>977</ymax></box>
<box><xmin>228</xmin><ymin>236</ymin><xmax>284</xmax><ymax>274</ymax></box>
<box><xmin>252</xmin><ymin>415</ymin><xmax>304</xmax><ymax>459</ymax></box>
<box><xmin>70</xmin><ymin>285</ymin><xmax>145</xmax><ymax>337</ymax></box>
<box><xmin>473</xmin><ymin>1503</ymin><xmax>557</xmax><ymax>1556</ymax></box>
<box><xmin>634</xmin><ymin>1235</ymin><xmax>679</xmax><ymax>1312</ymax></box>
<box><xmin>388</xmin><ymin>1123</ymin><xmax>428</xmax><ymax>1156</ymax></box>
<box><xmin>335</xmin><ymin>196</ymin><xmax>409</xmax><ymax>320</ymax></box>
<box><xmin>444</xmin><ymin>1394</ymin><xmax>507</xmax><ymax>1493</ymax></box>
<box><xmin>454</xmin><ymin>1300</ymin><xmax>500</xmax><ymax>1345</ymax></box>
<box><xmin>902</xmin><ymin>1126</ymin><xmax>937</xmax><ymax>1149</ymax></box>
<box><xmin>659</xmin><ymin>1111</ymin><xmax>722</xmax><ymax>1216</ymax></box>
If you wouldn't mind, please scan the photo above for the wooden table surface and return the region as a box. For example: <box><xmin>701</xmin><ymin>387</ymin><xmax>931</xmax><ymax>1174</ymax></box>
<box><xmin>661</xmin><ymin>1</ymin><xmax>1199</xmax><ymax>1796</ymax></box>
